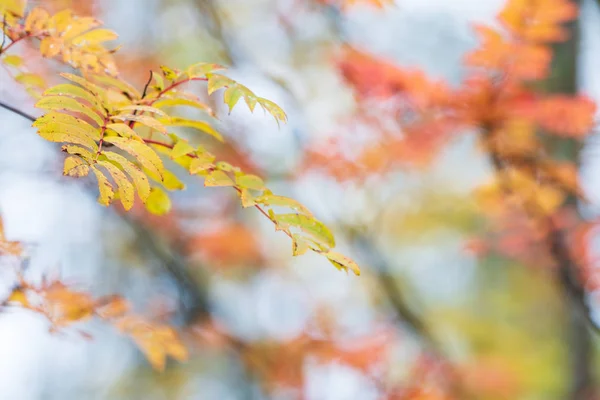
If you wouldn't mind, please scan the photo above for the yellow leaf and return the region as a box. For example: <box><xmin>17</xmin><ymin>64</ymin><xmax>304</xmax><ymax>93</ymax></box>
<box><xmin>160</xmin><ymin>117</ymin><xmax>223</xmax><ymax>142</ymax></box>
<box><xmin>39</xmin><ymin>37</ymin><xmax>63</xmax><ymax>58</ymax></box>
<box><xmin>2</xmin><ymin>55</ymin><xmax>23</xmax><ymax>67</ymax></box>
<box><xmin>254</xmin><ymin>193</ymin><xmax>313</xmax><ymax>216</ymax></box>
<box><xmin>116</xmin><ymin>316</ymin><xmax>188</xmax><ymax>371</ymax></box>
<box><xmin>91</xmin><ymin>166</ymin><xmax>115</xmax><ymax>206</ymax></box>
<box><xmin>206</xmin><ymin>73</ymin><xmax>234</xmax><ymax>95</ymax></box>
<box><xmin>63</xmin><ymin>156</ymin><xmax>90</xmax><ymax>177</ymax></box>
<box><xmin>118</xmin><ymin>105</ymin><xmax>167</xmax><ymax>117</ymax></box>
<box><xmin>273</xmin><ymin>214</ymin><xmax>336</xmax><ymax>249</ymax></box>
<box><xmin>60</xmin><ymin>73</ymin><xmax>106</xmax><ymax>99</ymax></box>
<box><xmin>35</xmin><ymin>96</ymin><xmax>105</xmax><ymax>126</ymax></box>
<box><xmin>258</xmin><ymin>97</ymin><xmax>287</xmax><ymax>126</ymax></box>
<box><xmin>61</xmin><ymin>145</ymin><xmax>94</xmax><ymax>161</ymax></box>
<box><xmin>185</xmin><ymin>62</ymin><xmax>225</xmax><ymax>79</ymax></box>
<box><xmin>103</xmin><ymin>137</ymin><xmax>164</xmax><ymax>180</ymax></box>
<box><xmin>223</xmin><ymin>85</ymin><xmax>245</xmax><ymax>113</ymax></box>
<box><xmin>112</xmin><ymin>114</ymin><xmax>167</xmax><ymax>133</ymax></box>
<box><xmin>160</xmin><ymin>65</ymin><xmax>179</xmax><ymax>81</ymax></box>
<box><xmin>44</xmin><ymin>83</ymin><xmax>101</xmax><ymax>108</ymax></box>
<box><xmin>24</xmin><ymin>7</ymin><xmax>49</xmax><ymax>33</ymax></box>
<box><xmin>205</xmin><ymin>170</ymin><xmax>234</xmax><ymax>187</ymax></box>
<box><xmin>15</xmin><ymin>73</ymin><xmax>46</xmax><ymax>89</ymax></box>
<box><xmin>70</xmin><ymin>28</ymin><xmax>118</xmax><ymax>45</ymax></box>
<box><xmin>0</xmin><ymin>0</ymin><xmax>26</xmax><ymax>17</ymax></box>
<box><xmin>48</xmin><ymin>9</ymin><xmax>74</xmax><ymax>32</ymax></box>
<box><xmin>97</xmin><ymin>160</ymin><xmax>135</xmax><ymax>210</ymax></box>
<box><xmin>7</xmin><ymin>288</ymin><xmax>28</xmax><ymax>306</ymax></box>
<box><xmin>61</xmin><ymin>17</ymin><xmax>101</xmax><ymax>41</ymax></box>
<box><xmin>102</xmin><ymin>151</ymin><xmax>151</xmax><ymax>202</ymax></box>
<box><xmin>325</xmin><ymin>251</ymin><xmax>361</xmax><ymax>276</ymax></box>
<box><xmin>161</xmin><ymin>170</ymin><xmax>185</xmax><ymax>191</ymax></box>
<box><xmin>88</xmin><ymin>74</ymin><xmax>141</xmax><ymax>99</ymax></box>
<box><xmin>189</xmin><ymin>153</ymin><xmax>215</xmax><ymax>174</ymax></box>
<box><xmin>292</xmin><ymin>234</ymin><xmax>310</xmax><ymax>256</ymax></box>
<box><xmin>171</xmin><ymin>140</ymin><xmax>195</xmax><ymax>159</ymax></box>
<box><xmin>106</xmin><ymin>123</ymin><xmax>142</xmax><ymax>141</ymax></box>
<box><xmin>153</xmin><ymin>97</ymin><xmax>214</xmax><ymax>116</ymax></box>
<box><xmin>145</xmin><ymin>187</ymin><xmax>171</xmax><ymax>215</ymax></box>
<box><xmin>235</xmin><ymin>173</ymin><xmax>265</xmax><ymax>190</ymax></box>
<box><xmin>34</xmin><ymin>111</ymin><xmax>101</xmax><ymax>140</ymax></box>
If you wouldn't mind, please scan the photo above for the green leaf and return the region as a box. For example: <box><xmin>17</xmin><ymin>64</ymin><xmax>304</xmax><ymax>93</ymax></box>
<box><xmin>171</xmin><ymin>140</ymin><xmax>195</xmax><ymax>159</ymax></box>
<box><xmin>91</xmin><ymin>165</ymin><xmax>115</xmax><ymax>206</ymax></box>
<box><xmin>103</xmin><ymin>137</ymin><xmax>164</xmax><ymax>180</ymax></box>
<box><xmin>102</xmin><ymin>151</ymin><xmax>151</xmax><ymax>202</ymax></box>
<box><xmin>325</xmin><ymin>251</ymin><xmax>360</xmax><ymax>276</ymax></box>
<box><xmin>97</xmin><ymin>160</ymin><xmax>135</xmax><ymax>210</ymax></box>
<box><xmin>273</xmin><ymin>214</ymin><xmax>335</xmax><ymax>249</ymax></box>
<box><xmin>160</xmin><ymin>117</ymin><xmax>223</xmax><ymax>142</ymax></box>
<box><xmin>35</xmin><ymin>96</ymin><xmax>105</xmax><ymax>126</ymax></box>
<box><xmin>205</xmin><ymin>170</ymin><xmax>234</xmax><ymax>187</ymax></box>
<box><xmin>63</xmin><ymin>156</ymin><xmax>89</xmax><ymax>177</ymax></box>
<box><xmin>145</xmin><ymin>187</ymin><xmax>171</xmax><ymax>215</ymax></box>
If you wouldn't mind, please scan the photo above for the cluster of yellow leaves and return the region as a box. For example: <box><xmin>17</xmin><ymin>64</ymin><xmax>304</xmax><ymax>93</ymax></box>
<box><xmin>14</xmin><ymin>6</ymin><xmax>117</xmax><ymax>74</ymax></box>
<box><xmin>5</xmin><ymin>274</ymin><xmax>187</xmax><ymax>371</ymax></box>
<box><xmin>29</xmin><ymin>61</ymin><xmax>355</xmax><ymax>273</ymax></box>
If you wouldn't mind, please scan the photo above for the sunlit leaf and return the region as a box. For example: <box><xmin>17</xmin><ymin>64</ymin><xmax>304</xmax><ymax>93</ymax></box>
<box><xmin>35</xmin><ymin>96</ymin><xmax>105</xmax><ymax>126</ymax></box>
<box><xmin>103</xmin><ymin>137</ymin><xmax>164</xmax><ymax>180</ymax></box>
<box><xmin>145</xmin><ymin>187</ymin><xmax>171</xmax><ymax>215</ymax></box>
<box><xmin>91</xmin><ymin>165</ymin><xmax>115</xmax><ymax>206</ymax></box>
<box><xmin>205</xmin><ymin>170</ymin><xmax>234</xmax><ymax>187</ymax></box>
<box><xmin>325</xmin><ymin>251</ymin><xmax>361</xmax><ymax>276</ymax></box>
<box><xmin>102</xmin><ymin>151</ymin><xmax>151</xmax><ymax>202</ymax></box>
<box><xmin>63</xmin><ymin>156</ymin><xmax>90</xmax><ymax>177</ymax></box>
<box><xmin>160</xmin><ymin>117</ymin><xmax>223</xmax><ymax>142</ymax></box>
<box><xmin>97</xmin><ymin>160</ymin><xmax>135</xmax><ymax>210</ymax></box>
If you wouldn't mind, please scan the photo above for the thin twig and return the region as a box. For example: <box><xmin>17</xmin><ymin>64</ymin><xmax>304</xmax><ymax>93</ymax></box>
<box><xmin>0</xmin><ymin>100</ymin><xmax>36</xmax><ymax>122</ymax></box>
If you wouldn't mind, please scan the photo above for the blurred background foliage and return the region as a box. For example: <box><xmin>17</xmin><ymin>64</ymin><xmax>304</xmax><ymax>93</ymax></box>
<box><xmin>2</xmin><ymin>0</ymin><xmax>600</xmax><ymax>399</ymax></box>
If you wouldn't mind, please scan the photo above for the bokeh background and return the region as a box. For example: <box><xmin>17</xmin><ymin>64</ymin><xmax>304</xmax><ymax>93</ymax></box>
<box><xmin>2</xmin><ymin>0</ymin><xmax>600</xmax><ymax>399</ymax></box>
